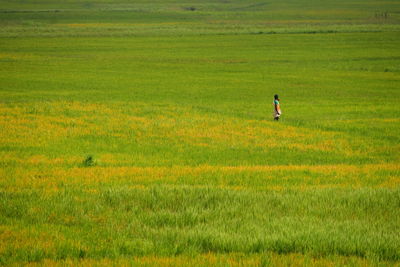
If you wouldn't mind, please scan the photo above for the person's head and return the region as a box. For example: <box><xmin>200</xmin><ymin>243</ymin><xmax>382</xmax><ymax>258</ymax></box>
<box><xmin>274</xmin><ymin>94</ymin><xmax>279</xmax><ymax>100</ymax></box>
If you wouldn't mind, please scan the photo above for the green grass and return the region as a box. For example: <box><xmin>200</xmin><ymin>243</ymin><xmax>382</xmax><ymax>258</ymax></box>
<box><xmin>1</xmin><ymin>188</ymin><xmax>399</xmax><ymax>262</ymax></box>
<box><xmin>0</xmin><ymin>0</ymin><xmax>399</xmax><ymax>265</ymax></box>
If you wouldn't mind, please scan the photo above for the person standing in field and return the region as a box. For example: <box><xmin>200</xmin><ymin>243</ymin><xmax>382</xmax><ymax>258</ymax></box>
<box><xmin>273</xmin><ymin>94</ymin><xmax>281</xmax><ymax>121</ymax></box>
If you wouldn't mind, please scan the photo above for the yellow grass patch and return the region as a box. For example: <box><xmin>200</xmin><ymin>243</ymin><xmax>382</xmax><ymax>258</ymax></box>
<box><xmin>0</xmin><ymin>226</ymin><xmax>55</xmax><ymax>254</ymax></box>
<box><xmin>22</xmin><ymin>252</ymin><xmax>383</xmax><ymax>266</ymax></box>
<box><xmin>0</xmin><ymin>52</ymin><xmax>36</xmax><ymax>60</ymax></box>
<box><xmin>0</xmin><ymin>101</ymin><xmax>371</xmax><ymax>156</ymax></box>
<box><xmin>2</xmin><ymin>164</ymin><xmax>398</xmax><ymax>193</ymax></box>
<box><xmin>0</xmin><ymin>102</ymin><xmax>157</xmax><ymax>146</ymax></box>
<box><xmin>218</xmin><ymin>163</ymin><xmax>399</xmax><ymax>173</ymax></box>
<box><xmin>378</xmin><ymin>176</ymin><xmax>400</xmax><ymax>188</ymax></box>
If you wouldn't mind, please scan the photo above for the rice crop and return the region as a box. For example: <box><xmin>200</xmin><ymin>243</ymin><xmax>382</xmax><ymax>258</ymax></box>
<box><xmin>0</xmin><ymin>0</ymin><xmax>399</xmax><ymax>265</ymax></box>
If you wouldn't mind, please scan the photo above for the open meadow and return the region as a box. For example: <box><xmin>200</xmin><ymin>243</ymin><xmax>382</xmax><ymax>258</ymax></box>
<box><xmin>1</xmin><ymin>0</ymin><xmax>400</xmax><ymax>265</ymax></box>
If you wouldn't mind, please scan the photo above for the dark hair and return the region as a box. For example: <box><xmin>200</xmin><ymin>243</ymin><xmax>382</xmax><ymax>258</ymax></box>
<box><xmin>274</xmin><ymin>94</ymin><xmax>279</xmax><ymax>100</ymax></box>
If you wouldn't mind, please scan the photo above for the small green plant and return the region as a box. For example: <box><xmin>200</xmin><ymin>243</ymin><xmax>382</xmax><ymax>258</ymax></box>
<box><xmin>183</xmin><ymin>6</ymin><xmax>196</xmax><ymax>11</ymax></box>
<box><xmin>82</xmin><ymin>155</ymin><xmax>96</xmax><ymax>167</ymax></box>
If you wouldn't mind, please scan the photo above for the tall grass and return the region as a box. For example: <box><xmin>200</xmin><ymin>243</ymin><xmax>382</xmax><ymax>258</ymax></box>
<box><xmin>1</xmin><ymin>187</ymin><xmax>399</xmax><ymax>264</ymax></box>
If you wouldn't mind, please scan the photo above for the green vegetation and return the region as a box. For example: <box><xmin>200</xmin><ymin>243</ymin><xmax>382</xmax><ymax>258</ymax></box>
<box><xmin>0</xmin><ymin>0</ymin><xmax>399</xmax><ymax>265</ymax></box>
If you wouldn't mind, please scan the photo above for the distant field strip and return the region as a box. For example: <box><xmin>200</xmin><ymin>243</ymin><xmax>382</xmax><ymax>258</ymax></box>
<box><xmin>1</xmin><ymin>23</ymin><xmax>399</xmax><ymax>38</ymax></box>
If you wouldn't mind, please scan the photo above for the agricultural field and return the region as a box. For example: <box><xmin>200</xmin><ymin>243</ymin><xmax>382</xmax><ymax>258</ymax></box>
<box><xmin>0</xmin><ymin>0</ymin><xmax>400</xmax><ymax>265</ymax></box>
